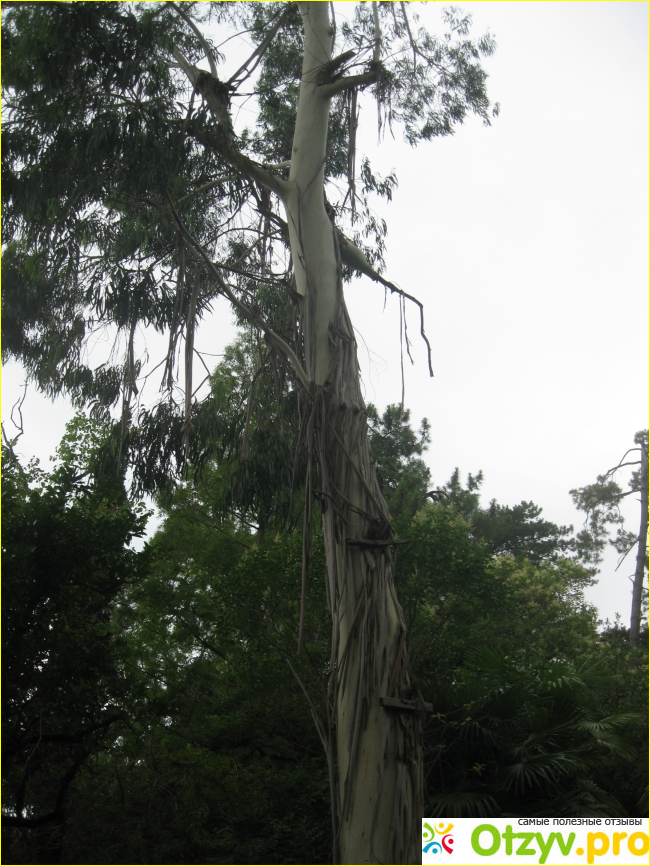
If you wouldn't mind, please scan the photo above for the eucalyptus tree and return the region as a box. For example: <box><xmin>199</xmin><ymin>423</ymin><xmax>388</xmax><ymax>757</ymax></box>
<box><xmin>2</xmin><ymin>3</ymin><xmax>498</xmax><ymax>860</ymax></box>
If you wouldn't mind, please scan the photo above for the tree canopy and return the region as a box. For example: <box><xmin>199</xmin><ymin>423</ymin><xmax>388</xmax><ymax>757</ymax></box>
<box><xmin>2</xmin><ymin>4</ymin><xmax>502</xmax><ymax>858</ymax></box>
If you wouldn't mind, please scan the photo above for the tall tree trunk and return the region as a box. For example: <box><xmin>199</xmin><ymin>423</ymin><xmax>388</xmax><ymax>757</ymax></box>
<box><xmin>629</xmin><ymin>441</ymin><xmax>648</xmax><ymax>647</ymax></box>
<box><xmin>285</xmin><ymin>5</ymin><xmax>422</xmax><ymax>862</ymax></box>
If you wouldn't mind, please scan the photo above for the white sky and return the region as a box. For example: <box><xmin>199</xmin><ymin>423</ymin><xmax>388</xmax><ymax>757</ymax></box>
<box><xmin>2</xmin><ymin>1</ymin><xmax>648</xmax><ymax>624</ymax></box>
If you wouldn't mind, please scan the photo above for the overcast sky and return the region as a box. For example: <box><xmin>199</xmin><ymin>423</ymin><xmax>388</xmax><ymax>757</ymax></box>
<box><xmin>2</xmin><ymin>1</ymin><xmax>648</xmax><ymax>623</ymax></box>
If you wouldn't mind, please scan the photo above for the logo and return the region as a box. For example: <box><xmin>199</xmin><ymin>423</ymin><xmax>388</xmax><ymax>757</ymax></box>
<box><xmin>423</xmin><ymin>818</ymin><xmax>649</xmax><ymax>865</ymax></box>
<box><xmin>423</xmin><ymin>821</ymin><xmax>454</xmax><ymax>855</ymax></box>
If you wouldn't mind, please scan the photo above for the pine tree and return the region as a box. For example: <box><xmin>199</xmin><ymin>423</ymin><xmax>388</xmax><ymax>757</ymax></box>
<box><xmin>571</xmin><ymin>431</ymin><xmax>649</xmax><ymax>648</ymax></box>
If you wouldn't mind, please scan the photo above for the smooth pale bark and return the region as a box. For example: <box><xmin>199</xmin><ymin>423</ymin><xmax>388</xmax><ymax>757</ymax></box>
<box><xmin>177</xmin><ymin>2</ymin><xmax>424</xmax><ymax>858</ymax></box>
<box><xmin>629</xmin><ymin>442</ymin><xmax>648</xmax><ymax>647</ymax></box>
<box><xmin>283</xmin><ymin>5</ymin><xmax>423</xmax><ymax>863</ymax></box>
<box><xmin>285</xmin><ymin>3</ymin><xmax>339</xmax><ymax>386</ymax></box>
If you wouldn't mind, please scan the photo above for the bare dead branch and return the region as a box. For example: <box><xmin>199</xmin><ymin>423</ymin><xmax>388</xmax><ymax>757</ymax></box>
<box><xmin>285</xmin><ymin>659</ymin><xmax>329</xmax><ymax>754</ymax></box>
<box><xmin>193</xmin><ymin>348</ymin><xmax>212</xmax><ymax>379</ymax></box>
<box><xmin>190</xmin><ymin>374</ymin><xmax>210</xmax><ymax>400</ymax></box>
<box><xmin>604</xmin><ymin>451</ymin><xmax>642</xmax><ymax>477</ymax></box>
<box><xmin>8</xmin><ymin>383</ymin><xmax>27</xmax><ymax>440</ymax></box>
<box><xmin>337</xmin><ymin>230</ymin><xmax>434</xmax><ymax>376</ymax></box>
<box><xmin>318</xmin><ymin>69</ymin><xmax>378</xmax><ymax>99</ymax></box>
<box><xmin>615</xmin><ymin>537</ymin><xmax>640</xmax><ymax>572</ymax></box>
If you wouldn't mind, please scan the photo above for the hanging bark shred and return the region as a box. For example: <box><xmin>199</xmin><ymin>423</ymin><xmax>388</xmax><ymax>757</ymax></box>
<box><xmin>119</xmin><ymin>318</ymin><xmax>138</xmax><ymax>471</ymax></box>
<box><xmin>181</xmin><ymin>271</ymin><xmax>200</xmax><ymax>460</ymax></box>
<box><xmin>163</xmin><ymin>239</ymin><xmax>186</xmax><ymax>392</ymax></box>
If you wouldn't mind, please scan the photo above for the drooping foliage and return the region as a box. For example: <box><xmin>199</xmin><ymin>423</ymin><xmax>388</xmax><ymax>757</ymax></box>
<box><xmin>2</xmin><ymin>0</ymin><xmax>498</xmax><ymax>492</ymax></box>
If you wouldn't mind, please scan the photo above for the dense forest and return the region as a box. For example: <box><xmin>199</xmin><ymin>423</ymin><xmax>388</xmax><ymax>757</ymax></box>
<box><xmin>2</xmin><ymin>392</ymin><xmax>648</xmax><ymax>863</ymax></box>
<box><xmin>1</xmin><ymin>2</ymin><xmax>647</xmax><ymax>863</ymax></box>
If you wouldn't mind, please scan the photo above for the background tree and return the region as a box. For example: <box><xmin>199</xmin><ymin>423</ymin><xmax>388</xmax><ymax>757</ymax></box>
<box><xmin>571</xmin><ymin>431</ymin><xmax>649</xmax><ymax>646</ymax></box>
<box><xmin>430</xmin><ymin>467</ymin><xmax>576</xmax><ymax>564</ymax></box>
<box><xmin>1</xmin><ymin>3</ymin><xmax>499</xmax><ymax>860</ymax></box>
<box><xmin>367</xmin><ymin>403</ymin><xmax>431</xmax><ymax>519</ymax></box>
<box><xmin>1</xmin><ymin>417</ymin><xmax>150</xmax><ymax>862</ymax></box>
<box><xmin>390</xmin><ymin>470</ymin><xmax>646</xmax><ymax>820</ymax></box>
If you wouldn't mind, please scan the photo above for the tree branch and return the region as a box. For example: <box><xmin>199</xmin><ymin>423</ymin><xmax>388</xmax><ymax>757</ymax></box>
<box><xmin>167</xmin><ymin>198</ymin><xmax>311</xmax><ymax>390</ymax></box>
<box><xmin>318</xmin><ymin>69</ymin><xmax>378</xmax><ymax>99</ymax></box>
<box><xmin>337</xmin><ymin>230</ymin><xmax>434</xmax><ymax>377</ymax></box>
<box><xmin>177</xmin><ymin>615</ymin><xmax>228</xmax><ymax>660</ymax></box>
<box><xmin>2</xmin><ymin>385</ymin><xmax>30</xmax><ymax>488</ymax></box>
<box><xmin>168</xmin><ymin>1</ymin><xmax>219</xmax><ymax>78</ymax></box>
<box><xmin>176</xmin><ymin>175</ymin><xmax>239</xmax><ymax>204</ymax></box>
<box><xmin>2</xmin><ymin>748</ymin><xmax>91</xmax><ymax>828</ymax></box>
<box><xmin>604</xmin><ymin>452</ymin><xmax>641</xmax><ymax>477</ymax></box>
<box><xmin>13</xmin><ymin>713</ymin><xmax>125</xmax><ymax>751</ymax></box>
<box><xmin>614</xmin><ymin>538</ymin><xmax>640</xmax><ymax>572</ymax></box>
<box><xmin>227</xmin><ymin>4</ymin><xmax>295</xmax><ymax>88</ymax></box>
<box><xmin>172</xmin><ymin>42</ymin><xmax>288</xmax><ymax>197</ymax></box>
<box><xmin>186</xmin><ymin>118</ymin><xmax>289</xmax><ymax>198</ymax></box>
<box><xmin>400</xmin><ymin>1</ymin><xmax>418</xmax><ymax>68</ymax></box>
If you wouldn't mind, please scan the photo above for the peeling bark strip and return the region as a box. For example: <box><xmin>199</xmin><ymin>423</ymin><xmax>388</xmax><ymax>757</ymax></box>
<box><xmin>380</xmin><ymin>696</ymin><xmax>434</xmax><ymax>713</ymax></box>
<box><xmin>284</xmin><ymin>6</ymin><xmax>423</xmax><ymax>863</ymax></box>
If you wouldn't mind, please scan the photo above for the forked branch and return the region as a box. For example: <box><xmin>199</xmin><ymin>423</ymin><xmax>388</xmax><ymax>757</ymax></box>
<box><xmin>337</xmin><ymin>231</ymin><xmax>434</xmax><ymax>376</ymax></box>
<box><xmin>227</xmin><ymin>4</ymin><xmax>295</xmax><ymax>88</ymax></box>
<box><xmin>167</xmin><ymin>198</ymin><xmax>311</xmax><ymax>390</ymax></box>
<box><xmin>167</xmin><ymin>1</ymin><xmax>219</xmax><ymax>78</ymax></box>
